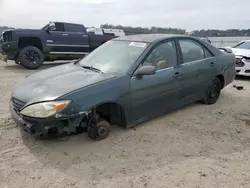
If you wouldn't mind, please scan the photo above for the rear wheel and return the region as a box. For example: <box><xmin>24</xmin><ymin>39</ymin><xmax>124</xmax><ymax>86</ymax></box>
<box><xmin>18</xmin><ymin>46</ymin><xmax>44</xmax><ymax>69</ymax></box>
<box><xmin>201</xmin><ymin>77</ymin><xmax>221</xmax><ymax>105</ymax></box>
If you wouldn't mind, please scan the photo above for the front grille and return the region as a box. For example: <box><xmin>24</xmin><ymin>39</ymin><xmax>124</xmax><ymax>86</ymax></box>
<box><xmin>3</xmin><ymin>31</ymin><xmax>12</xmax><ymax>42</ymax></box>
<box><xmin>235</xmin><ymin>58</ymin><xmax>245</xmax><ymax>67</ymax></box>
<box><xmin>245</xmin><ymin>70</ymin><xmax>250</xmax><ymax>73</ymax></box>
<box><xmin>11</xmin><ymin>97</ymin><xmax>26</xmax><ymax>111</ymax></box>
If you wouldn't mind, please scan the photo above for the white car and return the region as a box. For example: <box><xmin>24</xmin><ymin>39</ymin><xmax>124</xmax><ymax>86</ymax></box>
<box><xmin>86</xmin><ymin>27</ymin><xmax>125</xmax><ymax>37</ymax></box>
<box><xmin>230</xmin><ymin>40</ymin><xmax>250</xmax><ymax>76</ymax></box>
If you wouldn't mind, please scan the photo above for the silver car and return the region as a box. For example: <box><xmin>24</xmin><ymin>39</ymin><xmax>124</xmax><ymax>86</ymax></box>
<box><xmin>230</xmin><ymin>40</ymin><xmax>250</xmax><ymax>76</ymax></box>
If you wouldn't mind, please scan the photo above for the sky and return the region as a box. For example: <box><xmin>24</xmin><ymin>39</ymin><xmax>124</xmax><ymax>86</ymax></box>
<box><xmin>0</xmin><ymin>0</ymin><xmax>250</xmax><ymax>31</ymax></box>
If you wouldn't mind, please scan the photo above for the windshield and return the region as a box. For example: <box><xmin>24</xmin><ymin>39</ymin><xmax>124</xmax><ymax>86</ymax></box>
<box><xmin>233</xmin><ymin>41</ymin><xmax>250</xmax><ymax>49</ymax></box>
<box><xmin>41</xmin><ymin>24</ymin><xmax>49</xmax><ymax>30</ymax></box>
<box><xmin>79</xmin><ymin>40</ymin><xmax>148</xmax><ymax>74</ymax></box>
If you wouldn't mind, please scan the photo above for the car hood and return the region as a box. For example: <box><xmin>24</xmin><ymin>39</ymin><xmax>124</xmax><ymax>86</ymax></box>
<box><xmin>231</xmin><ymin>48</ymin><xmax>250</xmax><ymax>57</ymax></box>
<box><xmin>12</xmin><ymin>63</ymin><xmax>117</xmax><ymax>105</ymax></box>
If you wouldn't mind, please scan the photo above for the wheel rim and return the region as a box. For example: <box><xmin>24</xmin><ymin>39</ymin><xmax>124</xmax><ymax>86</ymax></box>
<box><xmin>97</xmin><ymin>126</ymin><xmax>108</xmax><ymax>137</ymax></box>
<box><xmin>24</xmin><ymin>50</ymin><xmax>40</xmax><ymax>65</ymax></box>
<box><xmin>208</xmin><ymin>83</ymin><xmax>220</xmax><ymax>99</ymax></box>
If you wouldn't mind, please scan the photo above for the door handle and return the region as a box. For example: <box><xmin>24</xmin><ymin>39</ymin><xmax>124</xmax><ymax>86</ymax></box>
<box><xmin>173</xmin><ymin>72</ymin><xmax>182</xmax><ymax>78</ymax></box>
<box><xmin>210</xmin><ymin>62</ymin><xmax>215</xmax><ymax>67</ymax></box>
<box><xmin>62</xmin><ymin>33</ymin><xmax>68</xmax><ymax>36</ymax></box>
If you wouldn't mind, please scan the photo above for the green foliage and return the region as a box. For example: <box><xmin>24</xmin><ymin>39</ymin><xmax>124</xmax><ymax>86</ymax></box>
<box><xmin>100</xmin><ymin>24</ymin><xmax>186</xmax><ymax>35</ymax></box>
<box><xmin>191</xmin><ymin>29</ymin><xmax>250</xmax><ymax>37</ymax></box>
<box><xmin>1</xmin><ymin>24</ymin><xmax>250</xmax><ymax>37</ymax></box>
<box><xmin>0</xmin><ymin>26</ymin><xmax>15</xmax><ymax>34</ymax></box>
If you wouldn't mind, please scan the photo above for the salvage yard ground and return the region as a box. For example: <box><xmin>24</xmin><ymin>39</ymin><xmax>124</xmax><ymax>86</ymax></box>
<box><xmin>0</xmin><ymin>60</ymin><xmax>250</xmax><ymax>188</ymax></box>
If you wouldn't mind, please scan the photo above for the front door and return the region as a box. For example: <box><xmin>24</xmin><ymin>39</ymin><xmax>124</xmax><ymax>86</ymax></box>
<box><xmin>45</xmin><ymin>22</ymin><xmax>70</xmax><ymax>53</ymax></box>
<box><xmin>130</xmin><ymin>40</ymin><xmax>183</xmax><ymax>122</ymax></box>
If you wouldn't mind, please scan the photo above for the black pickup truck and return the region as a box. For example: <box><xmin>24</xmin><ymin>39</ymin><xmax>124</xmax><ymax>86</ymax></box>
<box><xmin>0</xmin><ymin>22</ymin><xmax>120</xmax><ymax>69</ymax></box>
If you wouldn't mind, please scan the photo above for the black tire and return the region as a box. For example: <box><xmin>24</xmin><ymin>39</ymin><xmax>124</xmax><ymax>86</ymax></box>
<box><xmin>201</xmin><ymin>77</ymin><xmax>221</xmax><ymax>105</ymax></box>
<box><xmin>88</xmin><ymin>120</ymin><xmax>110</xmax><ymax>141</ymax></box>
<box><xmin>18</xmin><ymin>46</ymin><xmax>44</xmax><ymax>69</ymax></box>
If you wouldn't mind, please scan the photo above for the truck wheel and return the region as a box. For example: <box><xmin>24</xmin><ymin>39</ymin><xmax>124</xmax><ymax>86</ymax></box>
<box><xmin>88</xmin><ymin>120</ymin><xmax>110</xmax><ymax>141</ymax></box>
<box><xmin>201</xmin><ymin>77</ymin><xmax>221</xmax><ymax>105</ymax></box>
<box><xmin>18</xmin><ymin>46</ymin><xmax>44</xmax><ymax>69</ymax></box>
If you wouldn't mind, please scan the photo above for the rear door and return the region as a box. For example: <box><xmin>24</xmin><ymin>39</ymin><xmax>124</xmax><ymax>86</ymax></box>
<box><xmin>177</xmin><ymin>38</ymin><xmax>217</xmax><ymax>103</ymax></box>
<box><xmin>63</xmin><ymin>23</ymin><xmax>90</xmax><ymax>54</ymax></box>
<box><xmin>130</xmin><ymin>40</ymin><xmax>183</xmax><ymax>122</ymax></box>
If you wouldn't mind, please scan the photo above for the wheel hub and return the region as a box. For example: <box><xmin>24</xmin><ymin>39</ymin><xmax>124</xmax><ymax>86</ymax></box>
<box><xmin>98</xmin><ymin>126</ymin><xmax>108</xmax><ymax>137</ymax></box>
<box><xmin>209</xmin><ymin>83</ymin><xmax>219</xmax><ymax>98</ymax></box>
<box><xmin>25</xmin><ymin>50</ymin><xmax>39</xmax><ymax>64</ymax></box>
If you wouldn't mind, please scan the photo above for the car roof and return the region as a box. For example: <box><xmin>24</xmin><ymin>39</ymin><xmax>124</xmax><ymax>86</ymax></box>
<box><xmin>53</xmin><ymin>21</ymin><xmax>84</xmax><ymax>26</ymax></box>
<box><xmin>113</xmin><ymin>34</ymin><xmax>189</xmax><ymax>43</ymax></box>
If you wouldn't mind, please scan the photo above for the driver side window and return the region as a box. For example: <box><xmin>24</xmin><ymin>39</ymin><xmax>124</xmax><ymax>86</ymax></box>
<box><xmin>144</xmin><ymin>41</ymin><xmax>177</xmax><ymax>70</ymax></box>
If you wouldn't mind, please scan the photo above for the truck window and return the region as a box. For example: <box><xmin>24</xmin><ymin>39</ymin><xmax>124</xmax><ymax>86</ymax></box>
<box><xmin>55</xmin><ymin>23</ymin><xmax>65</xmax><ymax>32</ymax></box>
<box><xmin>64</xmin><ymin>23</ymin><xmax>84</xmax><ymax>33</ymax></box>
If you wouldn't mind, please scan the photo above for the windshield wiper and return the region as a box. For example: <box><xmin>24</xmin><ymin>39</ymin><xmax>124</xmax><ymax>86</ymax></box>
<box><xmin>73</xmin><ymin>58</ymin><xmax>82</xmax><ymax>64</ymax></box>
<box><xmin>81</xmin><ymin>65</ymin><xmax>104</xmax><ymax>73</ymax></box>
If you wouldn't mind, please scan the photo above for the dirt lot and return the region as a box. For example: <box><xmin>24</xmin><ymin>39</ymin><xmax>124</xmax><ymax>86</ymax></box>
<box><xmin>0</xmin><ymin>60</ymin><xmax>250</xmax><ymax>188</ymax></box>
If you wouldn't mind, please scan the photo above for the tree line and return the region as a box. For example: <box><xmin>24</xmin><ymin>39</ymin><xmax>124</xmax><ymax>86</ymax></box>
<box><xmin>1</xmin><ymin>24</ymin><xmax>250</xmax><ymax>37</ymax></box>
<box><xmin>101</xmin><ymin>24</ymin><xmax>250</xmax><ymax>37</ymax></box>
<box><xmin>191</xmin><ymin>29</ymin><xmax>250</xmax><ymax>37</ymax></box>
<box><xmin>0</xmin><ymin>26</ymin><xmax>14</xmax><ymax>34</ymax></box>
<box><xmin>100</xmin><ymin>24</ymin><xmax>186</xmax><ymax>35</ymax></box>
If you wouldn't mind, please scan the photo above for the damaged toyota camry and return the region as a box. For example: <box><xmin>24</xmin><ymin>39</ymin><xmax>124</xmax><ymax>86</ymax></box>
<box><xmin>10</xmin><ymin>34</ymin><xmax>236</xmax><ymax>140</ymax></box>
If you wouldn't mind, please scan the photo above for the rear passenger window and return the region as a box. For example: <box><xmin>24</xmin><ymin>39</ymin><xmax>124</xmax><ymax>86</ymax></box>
<box><xmin>64</xmin><ymin>24</ymin><xmax>84</xmax><ymax>32</ymax></box>
<box><xmin>179</xmin><ymin>40</ymin><xmax>213</xmax><ymax>63</ymax></box>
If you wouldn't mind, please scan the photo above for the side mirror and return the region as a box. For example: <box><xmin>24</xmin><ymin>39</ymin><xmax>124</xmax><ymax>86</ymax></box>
<box><xmin>46</xmin><ymin>22</ymin><xmax>56</xmax><ymax>32</ymax></box>
<box><xmin>46</xmin><ymin>26</ymin><xmax>55</xmax><ymax>32</ymax></box>
<box><xmin>135</xmin><ymin>65</ymin><xmax>156</xmax><ymax>76</ymax></box>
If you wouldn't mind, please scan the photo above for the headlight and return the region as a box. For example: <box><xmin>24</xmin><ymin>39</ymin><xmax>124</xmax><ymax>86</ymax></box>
<box><xmin>243</xmin><ymin>58</ymin><xmax>250</xmax><ymax>63</ymax></box>
<box><xmin>20</xmin><ymin>100</ymin><xmax>71</xmax><ymax>118</ymax></box>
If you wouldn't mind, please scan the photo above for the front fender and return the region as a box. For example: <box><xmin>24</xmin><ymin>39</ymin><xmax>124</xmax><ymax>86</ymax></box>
<box><xmin>57</xmin><ymin>74</ymin><xmax>131</xmax><ymax>118</ymax></box>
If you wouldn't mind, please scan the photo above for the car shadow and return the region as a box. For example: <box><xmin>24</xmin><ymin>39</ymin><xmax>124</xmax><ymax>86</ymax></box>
<box><xmin>19</xmin><ymin>102</ymin><xmax>206</xmax><ymax>180</ymax></box>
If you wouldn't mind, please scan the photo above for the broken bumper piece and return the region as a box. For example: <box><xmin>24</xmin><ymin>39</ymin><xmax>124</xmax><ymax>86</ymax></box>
<box><xmin>9</xmin><ymin>101</ymin><xmax>85</xmax><ymax>139</ymax></box>
<box><xmin>0</xmin><ymin>49</ymin><xmax>9</xmax><ymax>62</ymax></box>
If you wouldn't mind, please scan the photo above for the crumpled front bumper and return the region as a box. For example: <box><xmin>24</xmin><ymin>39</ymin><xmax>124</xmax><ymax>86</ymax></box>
<box><xmin>235</xmin><ymin>60</ymin><xmax>250</xmax><ymax>76</ymax></box>
<box><xmin>0</xmin><ymin>41</ymin><xmax>19</xmax><ymax>61</ymax></box>
<box><xmin>9</xmin><ymin>101</ymin><xmax>51</xmax><ymax>139</ymax></box>
<box><xmin>9</xmin><ymin>100</ymin><xmax>73</xmax><ymax>139</ymax></box>
<box><xmin>0</xmin><ymin>51</ymin><xmax>9</xmax><ymax>62</ymax></box>
<box><xmin>9</xmin><ymin>100</ymin><xmax>85</xmax><ymax>139</ymax></box>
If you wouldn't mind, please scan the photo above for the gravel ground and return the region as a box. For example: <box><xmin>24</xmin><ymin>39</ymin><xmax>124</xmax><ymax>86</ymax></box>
<box><xmin>0</xmin><ymin>60</ymin><xmax>250</xmax><ymax>188</ymax></box>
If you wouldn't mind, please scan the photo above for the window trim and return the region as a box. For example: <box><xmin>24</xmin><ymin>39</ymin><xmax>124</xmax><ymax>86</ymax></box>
<box><xmin>132</xmin><ymin>39</ymin><xmax>179</xmax><ymax>76</ymax></box>
<box><xmin>203</xmin><ymin>47</ymin><xmax>213</xmax><ymax>58</ymax></box>
<box><xmin>177</xmin><ymin>38</ymin><xmax>214</xmax><ymax>65</ymax></box>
